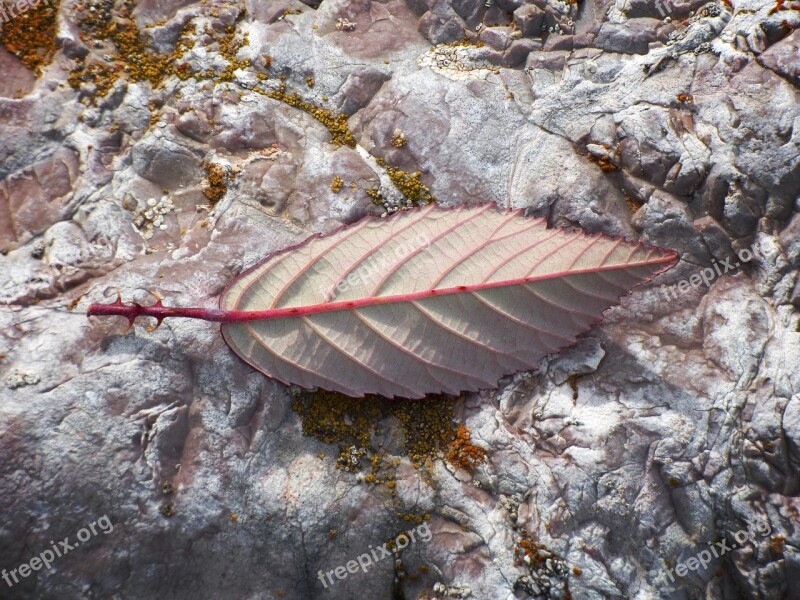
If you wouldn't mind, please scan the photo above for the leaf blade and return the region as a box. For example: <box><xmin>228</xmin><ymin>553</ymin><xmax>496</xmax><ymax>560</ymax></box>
<box><xmin>220</xmin><ymin>203</ymin><xmax>677</xmax><ymax>398</ymax></box>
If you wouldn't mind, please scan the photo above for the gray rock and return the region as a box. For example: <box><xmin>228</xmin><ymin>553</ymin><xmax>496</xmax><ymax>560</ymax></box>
<box><xmin>1</xmin><ymin>1</ymin><xmax>799</xmax><ymax>599</ymax></box>
<box><xmin>514</xmin><ymin>4</ymin><xmax>545</xmax><ymax>37</ymax></box>
<box><xmin>595</xmin><ymin>18</ymin><xmax>664</xmax><ymax>54</ymax></box>
<box><xmin>131</xmin><ymin>135</ymin><xmax>204</xmax><ymax>189</ymax></box>
<box><xmin>481</xmin><ymin>26</ymin><xmax>515</xmax><ymax>51</ymax></box>
<box><xmin>779</xmin><ymin>212</ymin><xmax>800</xmax><ymax>265</ymax></box>
<box><xmin>758</xmin><ymin>29</ymin><xmax>800</xmax><ymax>87</ymax></box>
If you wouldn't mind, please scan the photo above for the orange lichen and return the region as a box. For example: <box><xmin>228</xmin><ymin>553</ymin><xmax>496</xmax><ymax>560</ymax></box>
<box><xmin>770</xmin><ymin>535</ymin><xmax>785</xmax><ymax>556</ymax></box>
<box><xmin>515</xmin><ymin>531</ymin><xmax>553</xmax><ymax>568</ymax></box>
<box><xmin>624</xmin><ymin>194</ymin><xmax>643</xmax><ymax>213</ymax></box>
<box><xmin>203</xmin><ymin>162</ymin><xmax>230</xmax><ymax>203</ymax></box>
<box><xmin>514</xmin><ymin>531</ymin><xmax>574</xmax><ymax>596</ymax></box>
<box><xmin>588</xmin><ymin>153</ymin><xmax>619</xmax><ymax>173</ymax></box>
<box><xmin>0</xmin><ymin>0</ymin><xmax>60</xmax><ymax>74</ymax></box>
<box><xmin>447</xmin><ymin>425</ymin><xmax>488</xmax><ymax>473</ymax></box>
<box><xmin>68</xmin><ymin>0</ymin><xmax>197</xmax><ymax>101</ymax></box>
<box><xmin>768</xmin><ymin>0</ymin><xmax>800</xmax><ymax>14</ymax></box>
<box><xmin>67</xmin><ymin>0</ymin><xmax>254</xmax><ymax>104</ymax></box>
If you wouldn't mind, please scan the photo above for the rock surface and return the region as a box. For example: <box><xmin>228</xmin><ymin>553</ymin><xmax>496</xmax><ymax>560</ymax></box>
<box><xmin>0</xmin><ymin>0</ymin><xmax>799</xmax><ymax>598</ymax></box>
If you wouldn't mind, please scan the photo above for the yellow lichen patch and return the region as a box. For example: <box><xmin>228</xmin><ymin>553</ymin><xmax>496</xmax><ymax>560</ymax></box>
<box><xmin>291</xmin><ymin>391</ymin><xmax>387</xmax><ymax>447</ymax></box>
<box><xmin>291</xmin><ymin>390</ymin><xmax>462</xmax><ymax>470</ymax></box>
<box><xmin>336</xmin><ymin>445</ymin><xmax>367</xmax><ymax>472</ymax></box>
<box><xmin>391</xmin><ymin>130</ymin><xmax>407</xmax><ymax>148</ymax></box>
<box><xmin>385</xmin><ymin>165</ymin><xmax>436</xmax><ymax>206</ymax></box>
<box><xmin>447</xmin><ymin>424</ymin><xmax>488</xmax><ymax>473</ymax></box>
<box><xmin>102</xmin><ymin>1</ymin><xmax>173</xmax><ymax>83</ymax></box>
<box><xmin>203</xmin><ymin>162</ymin><xmax>230</xmax><ymax>204</ymax></box>
<box><xmin>212</xmin><ymin>24</ymin><xmax>250</xmax><ymax>81</ymax></box>
<box><xmin>330</xmin><ymin>176</ymin><xmax>344</xmax><ymax>193</ymax></box>
<box><xmin>68</xmin><ymin>0</ymin><xmax>197</xmax><ymax>101</ymax></box>
<box><xmin>451</xmin><ymin>36</ymin><xmax>485</xmax><ymax>49</ymax></box>
<box><xmin>393</xmin><ymin>399</ymin><xmax>459</xmax><ymax>468</ymax></box>
<box><xmin>305</xmin><ymin>76</ymin><xmax>314</xmax><ymax>88</ymax></box>
<box><xmin>68</xmin><ymin>59</ymin><xmax>122</xmax><ymax>99</ymax></box>
<box><xmin>624</xmin><ymin>194</ymin><xmax>643</xmax><ymax>213</ymax></box>
<box><xmin>396</xmin><ymin>512</ymin><xmax>431</xmax><ymax>524</ymax></box>
<box><xmin>267</xmin><ymin>82</ymin><xmax>356</xmax><ymax>147</ymax></box>
<box><xmin>0</xmin><ymin>0</ymin><xmax>59</xmax><ymax>74</ymax></box>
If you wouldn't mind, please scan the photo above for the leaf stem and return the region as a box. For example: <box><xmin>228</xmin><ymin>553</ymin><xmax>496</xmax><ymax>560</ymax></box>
<box><xmin>87</xmin><ymin>291</ymin><xmax>232</xmax><ymax>332</ymax></box>
<box><xmin>88</xmin><ymin>247</ymin><xmax>678</xmax><ymax>332</ymax></box>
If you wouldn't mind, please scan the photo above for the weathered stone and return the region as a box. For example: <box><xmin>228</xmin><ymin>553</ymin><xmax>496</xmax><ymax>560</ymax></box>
<box><xmin>1</xmin><ymin>1</ymin><xmax>799</xmax><ymax>599</ymax></box>
<box><xmin>779</xmin><ymin>212</ymin><xmax>800</xmax><ymax>265</ymax></box>
<box><xmin>594</xmin><ymin>18</ymin><xmax>663</xmax><ymax>54</ymax></box>
<box><xmin>481</xmin><ymin>26</ymin><xmax>515</xmax><ymax>51</ymax></box>
<box><xmin>758</xmin><ymin>29</ymin><xmax>800</xmax><ymax>87</ymax></box>
<box><xmin>131</xmin><ymin>135</ymin><xmax>203</xmax><ymax>188</ymax></box>
<box><xmin>514</xmin><ymin>4</ymin><xmax>545</xmax><ymax>37</ymax></box>
<box><xmin>693</xmin><ymin>215</ymin><xmax>736</xmax><ymax>264</ymax></box>
<box><xmin>0</xmin><ymin>147</ymin><xmax>79</xmax><ymax>249</ymax></box>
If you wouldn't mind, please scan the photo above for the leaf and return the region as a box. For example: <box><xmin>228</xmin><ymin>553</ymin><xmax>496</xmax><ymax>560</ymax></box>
<box><xmin>218</xmin><ymin>203</ymin><xmax>677</xmax><ymax>398</ymax></box>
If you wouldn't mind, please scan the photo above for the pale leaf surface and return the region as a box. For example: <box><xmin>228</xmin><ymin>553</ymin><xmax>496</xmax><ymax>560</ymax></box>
<box><xmin>220</xmin><ymin>203</ymin><xmax>677</xmax><ymax>398</ymax></box>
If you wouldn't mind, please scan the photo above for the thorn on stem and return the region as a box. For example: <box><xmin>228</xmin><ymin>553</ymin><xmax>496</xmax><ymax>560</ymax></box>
<box><xmin>146</xmin><ymin>317</ymin><xmax>164</xmax><ymax>333</ymax></box>
<box><xmin>149</xmin><ymin>290</ymin><xmax>163</xmax><ymax>307</ymax></box>
<box><xmin>122</xmin><ymin>317</ymin><xmax>136</xmax><ymax>334</ymax></box>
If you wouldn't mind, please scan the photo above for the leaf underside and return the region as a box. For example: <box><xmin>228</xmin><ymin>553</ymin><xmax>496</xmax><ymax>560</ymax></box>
<box><xmin>220</xmin><ymin>203</ymin><xmax>677</xmax><ymax>399</ymax></box>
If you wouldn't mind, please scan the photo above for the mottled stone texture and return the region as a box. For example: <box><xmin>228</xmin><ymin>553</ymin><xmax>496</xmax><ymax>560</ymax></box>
<box><xmin>1</xmin><ymin>0</ymin><xmax>799</xmax><ymax>598</ymax></box>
